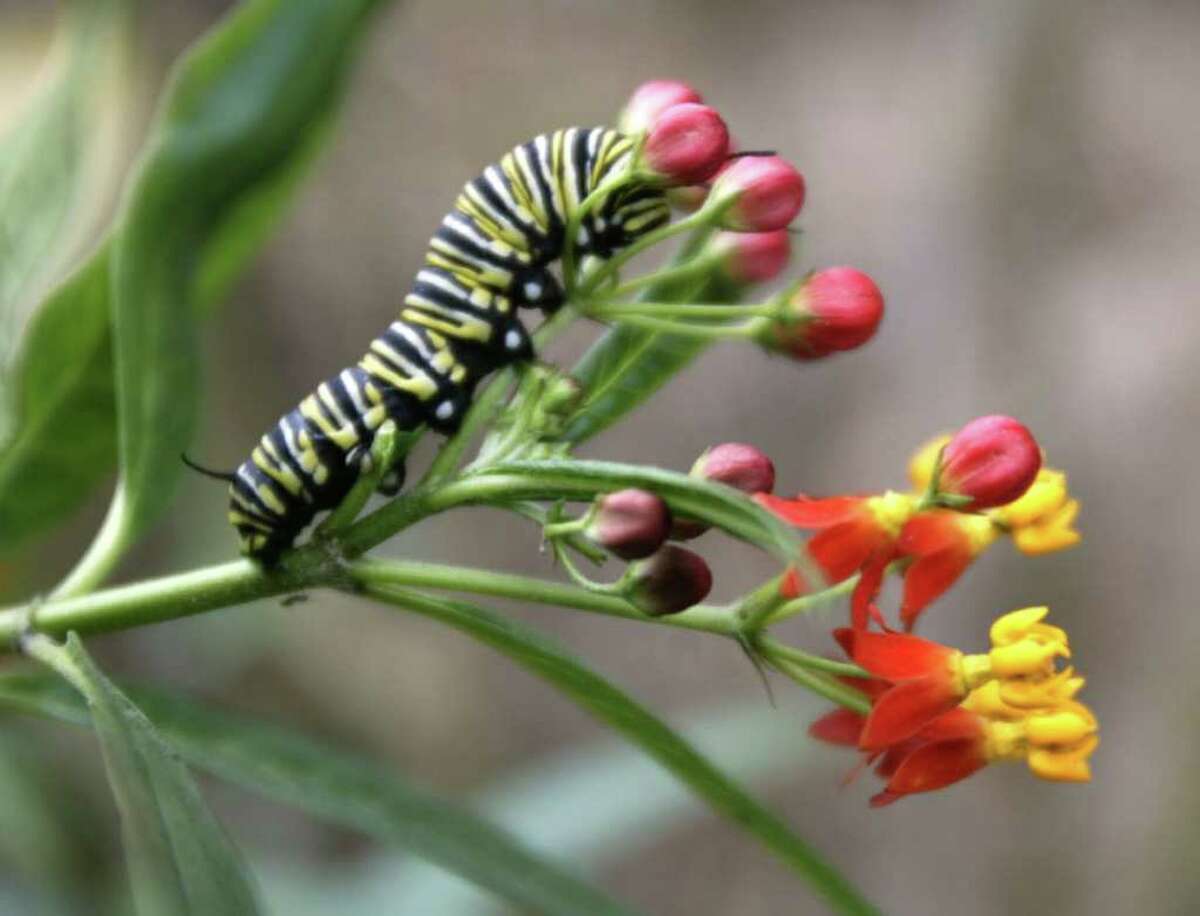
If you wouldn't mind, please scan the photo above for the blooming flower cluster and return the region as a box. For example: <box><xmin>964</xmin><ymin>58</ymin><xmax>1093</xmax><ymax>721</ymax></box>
<box><xmin>542</xmin><ymin>80</ymin><xmax>1095</xmax><ymax>810</ymax></box>
<box><xmin>811</xmin><ymin>607</ymin><xmax>1098</xmax><ymax>805</ymax></box>
<box><xmin>757</xmin><ymin>414</ymin><xmax>1081</xmax><ymax>631</ymax></box>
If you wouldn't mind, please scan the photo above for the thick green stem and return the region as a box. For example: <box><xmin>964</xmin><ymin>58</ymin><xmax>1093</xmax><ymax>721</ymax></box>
<box><xmin>0</xmin><ymin>556</ymin><xmax>329</xmax><ymax>649</ymax></box>
<box><xmin>347</xmin><ymin>558</ymin><xmax>736</xmax><ymax>634</ymax></box>
<box><xmin>597</xmin><ymin>314</ymin><xmax>765</xmax><ymax>340</ymax></box>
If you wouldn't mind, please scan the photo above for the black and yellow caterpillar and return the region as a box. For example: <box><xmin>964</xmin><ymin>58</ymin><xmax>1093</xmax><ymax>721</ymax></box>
<box><xmin>205</xmin><ymin>127</ymin><xmax>670</xmax><ymax>563</ymax></box>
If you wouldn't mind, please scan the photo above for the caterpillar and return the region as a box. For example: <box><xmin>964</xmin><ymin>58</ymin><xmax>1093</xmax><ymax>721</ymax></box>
<box><xmin>203</xmin><ymin>127</ymin><xmax>670</xmax><ymax>564</ymax></box>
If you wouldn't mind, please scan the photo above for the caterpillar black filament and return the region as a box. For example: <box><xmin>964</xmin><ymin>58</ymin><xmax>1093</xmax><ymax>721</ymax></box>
<box><xmin>216</xmin><ymin>127</ymin><xmax>670</xmax><ymax>563</ymax></box>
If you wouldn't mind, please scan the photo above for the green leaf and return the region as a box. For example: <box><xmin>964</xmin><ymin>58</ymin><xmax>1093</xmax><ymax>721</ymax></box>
<box><xmin>0</xmin><ymin>254</ymin><xmax>117</xmax><ymax>555</ymax></box>
<box><xmin>0</xmin><ymin>0</ymin><xmax>133</xmax><ymax>425</ymax></box>
<box><xmin>0</xmin><ymin>0</ymin><xmax>387</xmax><ymax>568</ymax></box>
<box><xmin>366</xmin><ymin>587</ymin><xmax>879</xmax><ymax>916</ymax></box>
<box><xmin>22</xmin><ymin>635</ymin><xmax>262</xmax><ymax>915</ymax></box>
<box><xmin>0</xmin><ymin>671</ymin><xmax>644</xmax><ymax>916</ymax></box>
<box><xmin>388</xmin><ymin>699</ymin><xmax>818</xmax><ymax>914</ymax></box>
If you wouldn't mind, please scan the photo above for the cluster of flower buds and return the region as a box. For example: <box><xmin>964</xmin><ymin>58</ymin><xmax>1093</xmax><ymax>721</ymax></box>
<box><xmin>757</xmin><ymin>413</ymin><xmax>1079</xmax><ymax>630</ymax></box>
<box><xmin>547</xmin><ymin>486</ymin><xmax>712</xmax><ymax>617</ymax></box>
<box><xmin>811</xmin><ymin>607</ymin><xmax>1098</xmax><ymax>805</ymax></box>
<box><xmin>602</xmin><ymin>80</ymin><xmax>886</xmax><ymax>365</ymax></box>
<box><xmin>545</xmin><ymin>442</ymin><xmax>780</xmax><ymax>617</ymax></box>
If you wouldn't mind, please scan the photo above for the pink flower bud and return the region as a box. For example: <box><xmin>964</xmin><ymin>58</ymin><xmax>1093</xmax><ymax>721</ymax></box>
<box><xmin>619</xmin><ymin>79</ymin><xmax>703</xmax><ymax>134</ymax></box>
<box><xmin>641</xmin><ymin>103</ymin><xmax>730</xmax><ymax>187</ymax></box>
<box><xmin>693</xmin><ymin>442</ymin><xmax>776</xmax><ymax>494</ymax></box>
<box><xmin>711</xmin><ymin>230</ymin><xmax>791</xmax><ymax>284</ymax></box>
<box><xmin>939</xmin><ymin>416</ymin><xmax>1042</xmax><ymax>510</ymax></box>
<box><xmin>766</xmin><ymin>267</ymin><xmax>884</xmax><ymax>360</ymax></box>
<box><xmin>673</xmin><ymin>443</ymin><xmax>776</xmax><ymax>539</ymax></box>
<box><xmin>628</xmin><ymin>546</ymin><xmax>713</xmax><ymax>616</ymax></box>
<box><xmin>710</xmin><ymin>155</ymin><xmax>805</xmax><ymax>231</ymax></box>
<box><xmin>587</xmin><ymin>489</ymin><xmax>672</xmax><ymax>560</ymax></box>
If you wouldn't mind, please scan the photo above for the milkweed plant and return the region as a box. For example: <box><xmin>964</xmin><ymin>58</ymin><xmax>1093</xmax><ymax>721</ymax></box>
<box><xmin>0</xmin><ymin>3</ymin><xmax>1091</xmax><ymax>914</ymax></box>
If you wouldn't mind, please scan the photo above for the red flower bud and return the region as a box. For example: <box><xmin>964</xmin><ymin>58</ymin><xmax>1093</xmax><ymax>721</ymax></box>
<box><xmin>710</xmin><ymin>155</ymin><xmax>805</xmax><ymax>231</ymax></box>
<box><xmin>673</xmin><ymin>443</ymin><xmax>776</xmax><ymax>539</ymax></box>
<box><xmin>587</xmin><ymin>489</ymin><xmax>672</xmax><ymax>560</ymax></box>
<box><xmin>641</xmin><ymin>103</ymin><xmax>730</xmax><ymax>187</ymax></box>
<box><xmin>765</xmin><ymin>267</ymin><xmax>884</xmax><ymax>359</ymax></box>
<box><xmin>619</xmin><ymin>79</ymin><xmax>703</xmax><ymax>134</ymax></box>
<box><xmin>939</xmin><ymin>415</ymin><xmax>1042</xmax><ymax>510</ymax></box>
<box><xmin>628</xmin><ymin>546</ymin><xmax>713</xmax><ymax>616</ymax></box>
<box><xmin>711</xmin><ymin>230</ymin><xmax>791</xmax><ymax>284</ymax></box>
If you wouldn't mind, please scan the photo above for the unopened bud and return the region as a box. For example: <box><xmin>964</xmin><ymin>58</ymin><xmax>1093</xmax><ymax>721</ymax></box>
<box><xmin>628</xmin><ymin>545</ymin><xmax>713</xmax><ymax>616</ymax></box>
<box><xmin>619</xmin><ymin>79</ymin><xmax>703</xmax><ymax>134</ymax></box>
<box><xmin>939</xmin><ymin>415</ymin><xmax>1042</xmax><ymax>510</ymax></box>
<box><xmin>710</xmin><ymin>230</ymin><xmax>791</xmax><ymax>284</ymax></box>
<box><xmin>641</xmin><ymin>103</ymin><xmax>730</xmax><ymax>187</ymax></box>
<box><xmin>709</xmin><ymin>155</ymin><xmax>805</xmax><ymax>231</ymax></box>
<box><xmin>587</xmin><ymin>489</ymin><xmax>672</xmax><ymax>560</ymax></box>
<box><xmin>673</xmin><ymin>442</ymin><xmax>776</xmax><ymax>539</ymax></box>
<box><xmin>666</xmin><ymin>184</ymin><xmax>710</xmax><ymax>212</ymax></box>
<box><xmin>764</xmin><ymin>267</ymin><xmax>884</xmax><ymax>359</ymax></box>
<box><xmin>542</xmin><ymin>374</ymin><xmax>584</xmax><ymax>415</ymax></box>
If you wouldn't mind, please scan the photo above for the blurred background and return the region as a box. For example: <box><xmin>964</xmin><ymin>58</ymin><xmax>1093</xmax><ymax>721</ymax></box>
<box><xmin>2</xmin><ymin>1</ymin><xmax>1198</xmax><ymax>913</ymax></box>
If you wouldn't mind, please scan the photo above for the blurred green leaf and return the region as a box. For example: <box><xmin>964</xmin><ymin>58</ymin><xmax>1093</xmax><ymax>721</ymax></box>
<box><xmin>0</xmin><ymin>0</ymin><xmax>388</xmax><ymax>567</ymax></box>
<box><xmin>565</xmin><ymin>276</ymin><xmax>739</xmax><ymax>444</ymax></box>
<box><xmin>0</xmin><ymin>671</ymin><xmax>644</xmax><ymax>916</ymax></box>
<box><xmin>0</xmin><ymin>0</ymin><xmax>133</xmax><ymax>436</ymax></box>
<box><xmin>389</xmin><ymin>699</ymin><xmax>818</xmax><ymax>914</ymax></box>
<box><xmin>23</xmin><ymin>635</ymin><xmax>262</xmax><ymax>915</ymax></box>
<box><xmin>369</xmin><ymin>587</ymin><xmax>879</xmax><ymax>916</ymax></box>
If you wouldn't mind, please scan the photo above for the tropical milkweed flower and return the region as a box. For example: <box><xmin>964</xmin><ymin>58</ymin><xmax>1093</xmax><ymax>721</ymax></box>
<box><xmin>810</xmin><ymin>607</ymin><xmax>1098</xmax><ymax>806</ymax></box>
<box><xmin>755</xmin><ymin>490</ymin><xmax>916</xmax><ymax>627</ymax></box>
<box><xmin>897</xmin><ymin>435</ymin><xmax>1081</xmax><ymax>627</ymax></box>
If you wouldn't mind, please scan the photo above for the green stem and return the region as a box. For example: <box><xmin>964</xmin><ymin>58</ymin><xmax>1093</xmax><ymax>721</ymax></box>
<box><xmin>763</xmin><ymin>574</ymin><xmax>860</xmax><ymax>626</ymax></box>
<box><xmin>596</xmin><ymin>314</ymin><xmax>765</xmax><ymax>340</ymax></box>
<box><xmin>765</xmin><ymin>653</ymin><xmax>871</xmax><ymax>715</ymax></box>
<box><xmin>348</xmin><ymin>558</ymin><xmax>736</xmax><ymax>634</ymax></box>
<box><xmin>579</xmin><ymin>209</ymin><xmax>710</xmax><ymax>297</ymax></box>
<box><xmin>590</xmin><ymin>301</ymin><xmax>776</xmax><ymax>320</ymax></box>
<box><xmin>758</xmin><ymin>636</ymin><xmax>866</xmax><ymax>679</ymax></box>
<box><xmin>562</xmin><ymin>172</ymin><xmax>638</xmax><ymax>295</ymax></box>
<box><xmin>0</xmin><ymin>556</ymin><xmax>329</xmax><ymax>649</ymax></box>
<box><xmin>607</xmin><ymin>254</ymin><xmax>720</xmax><ymax>298</ymax></box>
<box><xmin>421</xmin><ymin>305</ymin><xmax>579</xmax><ymax>486</ymax></box>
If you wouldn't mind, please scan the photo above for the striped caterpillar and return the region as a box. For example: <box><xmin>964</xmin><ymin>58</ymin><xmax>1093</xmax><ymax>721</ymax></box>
<box><xmin>199</xmin><ymin>127</ymin><xmax>669</xmax><ymax>563</ymax></box>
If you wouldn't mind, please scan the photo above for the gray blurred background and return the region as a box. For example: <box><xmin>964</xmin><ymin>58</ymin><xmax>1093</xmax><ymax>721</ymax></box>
<box><xmin>4</xmin><ymin>1</ymin><xmax>1199</xmax><ymax>913</ymax></box>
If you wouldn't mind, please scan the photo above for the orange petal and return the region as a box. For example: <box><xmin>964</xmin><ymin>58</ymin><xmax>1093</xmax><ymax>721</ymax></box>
<box><xmin>810</xmin><ymin>518</ymin><xmax>892</xmax><ymax>583</ymax></box>
<box><xmin>899</xmin><ymin>548</ymin><xmax>973</xmax><ymax>631</ymax></box>
<box><xmin>860</xmin><ymin>676</ymin><xmax>964</xmax><ymax>750</ymax></box>
<box><xmin>809</xmin><ymin>708</ymin><xmax>867</xmax><ymax>746</ymax></box>
<box><xmin>850</xmin><ymin>553</ymin><xmax>892</xmax><ymax>629</ymax></box>
<box><xmin>779</xmin><ymin>565</ymin><xmax>808</xmax><ymax>599</ymax></box>
<box><xmin>880</xmin><ymin>737</ymin><xmax>987</xmax><ymax>799</ymax></box>
<box><xmin>754</xmin><ymin>493</ymin><xmax>865</xmax><ymax>528</ymax></box>
<box><xmin>840</xmin><ymin>629</ymin><xmax>957</xmax><ymax>680</ymax></box>
<box><xmin>897</xmin><ymin>510</ymin><xmax>966</xmax><ymax>555</ymax></box>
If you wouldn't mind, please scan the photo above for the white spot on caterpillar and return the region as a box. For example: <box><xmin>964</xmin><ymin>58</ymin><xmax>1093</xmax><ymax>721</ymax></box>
<box><xmin>435</xmin><ymin>400</ymin><xmax>455</xmax><ymax>421</ymax></box>
<box><xmin>505</xmin><ymin>329</ymin><xmax>523</xmax><ymax>350</ymax></box>
<box><xmin>524</xmin><ymin>279</ymin><xmax>543</xmax><ymax>300</ymax></box>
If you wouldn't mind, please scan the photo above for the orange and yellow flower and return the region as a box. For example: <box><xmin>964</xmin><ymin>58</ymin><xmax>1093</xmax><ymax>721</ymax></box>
<box><xmin>810</xmin><ymin>607</ymin><xmax>1097</xmax><ymax>806</ymax></box>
